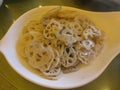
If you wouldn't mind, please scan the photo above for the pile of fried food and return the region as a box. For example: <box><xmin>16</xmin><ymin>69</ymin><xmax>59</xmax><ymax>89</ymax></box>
<box><xmin>17</xmin><ymin>6</ymin><xmax>105</xmax><ymax>80</ymax></box>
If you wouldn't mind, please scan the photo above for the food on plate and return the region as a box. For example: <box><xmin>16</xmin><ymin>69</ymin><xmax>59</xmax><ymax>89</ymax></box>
<box><xmin>16</xmin><ymin>7</ymin><xmax>105</xmax><ymax>80</ymax></box>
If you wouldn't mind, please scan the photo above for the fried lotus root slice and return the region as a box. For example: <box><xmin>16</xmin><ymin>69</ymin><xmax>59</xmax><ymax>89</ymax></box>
<box><xmin>72</xmin><ymin>41</ymin><xmax>83</xmax><ymax>51</ymax></box>
<box><xmin>71</xmin><ymin>21</ymin><xmax>83</xmax><ymax>40</ymax></box>
<box><xmin>49</xmin><ymin>58</ymin><xmax>60</xmax><ymax>70</ymax></box>
<box><xmin>43</xmin><ymin>19</ymin><xmax>62</xmax><ymax>39</ymax></box>
<box><xmin>59</xmin><ymin>20</ymin><xmax>83</xmax><ymax>45</ymax></box>
<box><xmin>83</xmin><ymin>25</ymin><xmax>101</xmax><ymax>39</ymax></box>
<box><xmin>48</xmin><ymin>49</ymin><xmax>60</xmax><ymax>70</ymax></box>
<box><xmin>77</xmin><ymin>48</ymin><xmax>94</xmax><ymax>64</ymax></box>
<box><xmin>74</xmin><ymin>16</ymin><xmax>92</xmax><ymax>30</ymax></box>
<box><xmin>37</xmin><ymin>45</ymin><xmax>60</xmax><ymax>72</ymax></box>
<box><xmin>59</xmin><ymin>34</ymin><xmax>76</xmax><ymax>46</ymax></box>
<box><xmin>38</xmin><ymin>48</ymin><xmax>60</xmax><ymax>72</ymax></box>
<box><xmin>62</xmin><ymin>60</ymin><xmax>81</xmax><ymax>73</ymax></box>
<box><xmin>53</xmin><ymin>39</ymin><xmax>65</xmax><ymax>56</ymax></box>
<box><xmin>82</xmin><ymin>39</ymin><xmax>95</xmax><ymax>50</ymax></box>
<box><xmin>24</xmin><ymin>30</ymin><xmax>43</xmax><ymax>43</ymax></box>
<box><xmin>42</xmin><ymin>65</ymin><xmax>61</xmax><ymax>80</ymax></box>
<box><xmin>59</xmin><ymin>22</ymin><xmax>76</xmax><ymax>45</ymax></box>
<box><xmin>58</xmin><ymin>19</ymin><xmax>68</xmax><ymax>26</ymax></box>
<box><xmin>21</xmin><ymin>26</ymin><xmax>43</xmax><ymax>43</ymax></box>
<box><xmin>41</xmin><ymin>6</ymin><xmax>61</xmax><ymax>25</ymax></box>
<box><xmin>27</xmin><ymin>42</ymin><xmax>54</xmax><ymax>69</ymax></box>
<box><xmin>61</xmin><ymin>47</ymin><xmax>77</xmax><ymax>67</ymax></box>
<box><xmin>38</xmin><ymin>58</ymin><xmax>53</xmax><ymax>72</ymax></box>
<box><xmin>23</xmin><ymin>20</ymin><xmax>44</xmax><ymax>34</ymax></box>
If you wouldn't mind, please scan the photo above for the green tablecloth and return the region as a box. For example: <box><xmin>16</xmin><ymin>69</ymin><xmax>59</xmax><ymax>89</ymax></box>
<box><xmin>0</xmin><ymin>0</ymin><xmax>120</xmax><ymax>90</ymax></box>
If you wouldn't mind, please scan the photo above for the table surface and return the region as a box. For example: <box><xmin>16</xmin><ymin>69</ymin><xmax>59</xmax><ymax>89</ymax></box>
<box><xmin>0</xmin><ymin>0</ymin><xmax>120</xmax><ymax>90</ymax></box>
